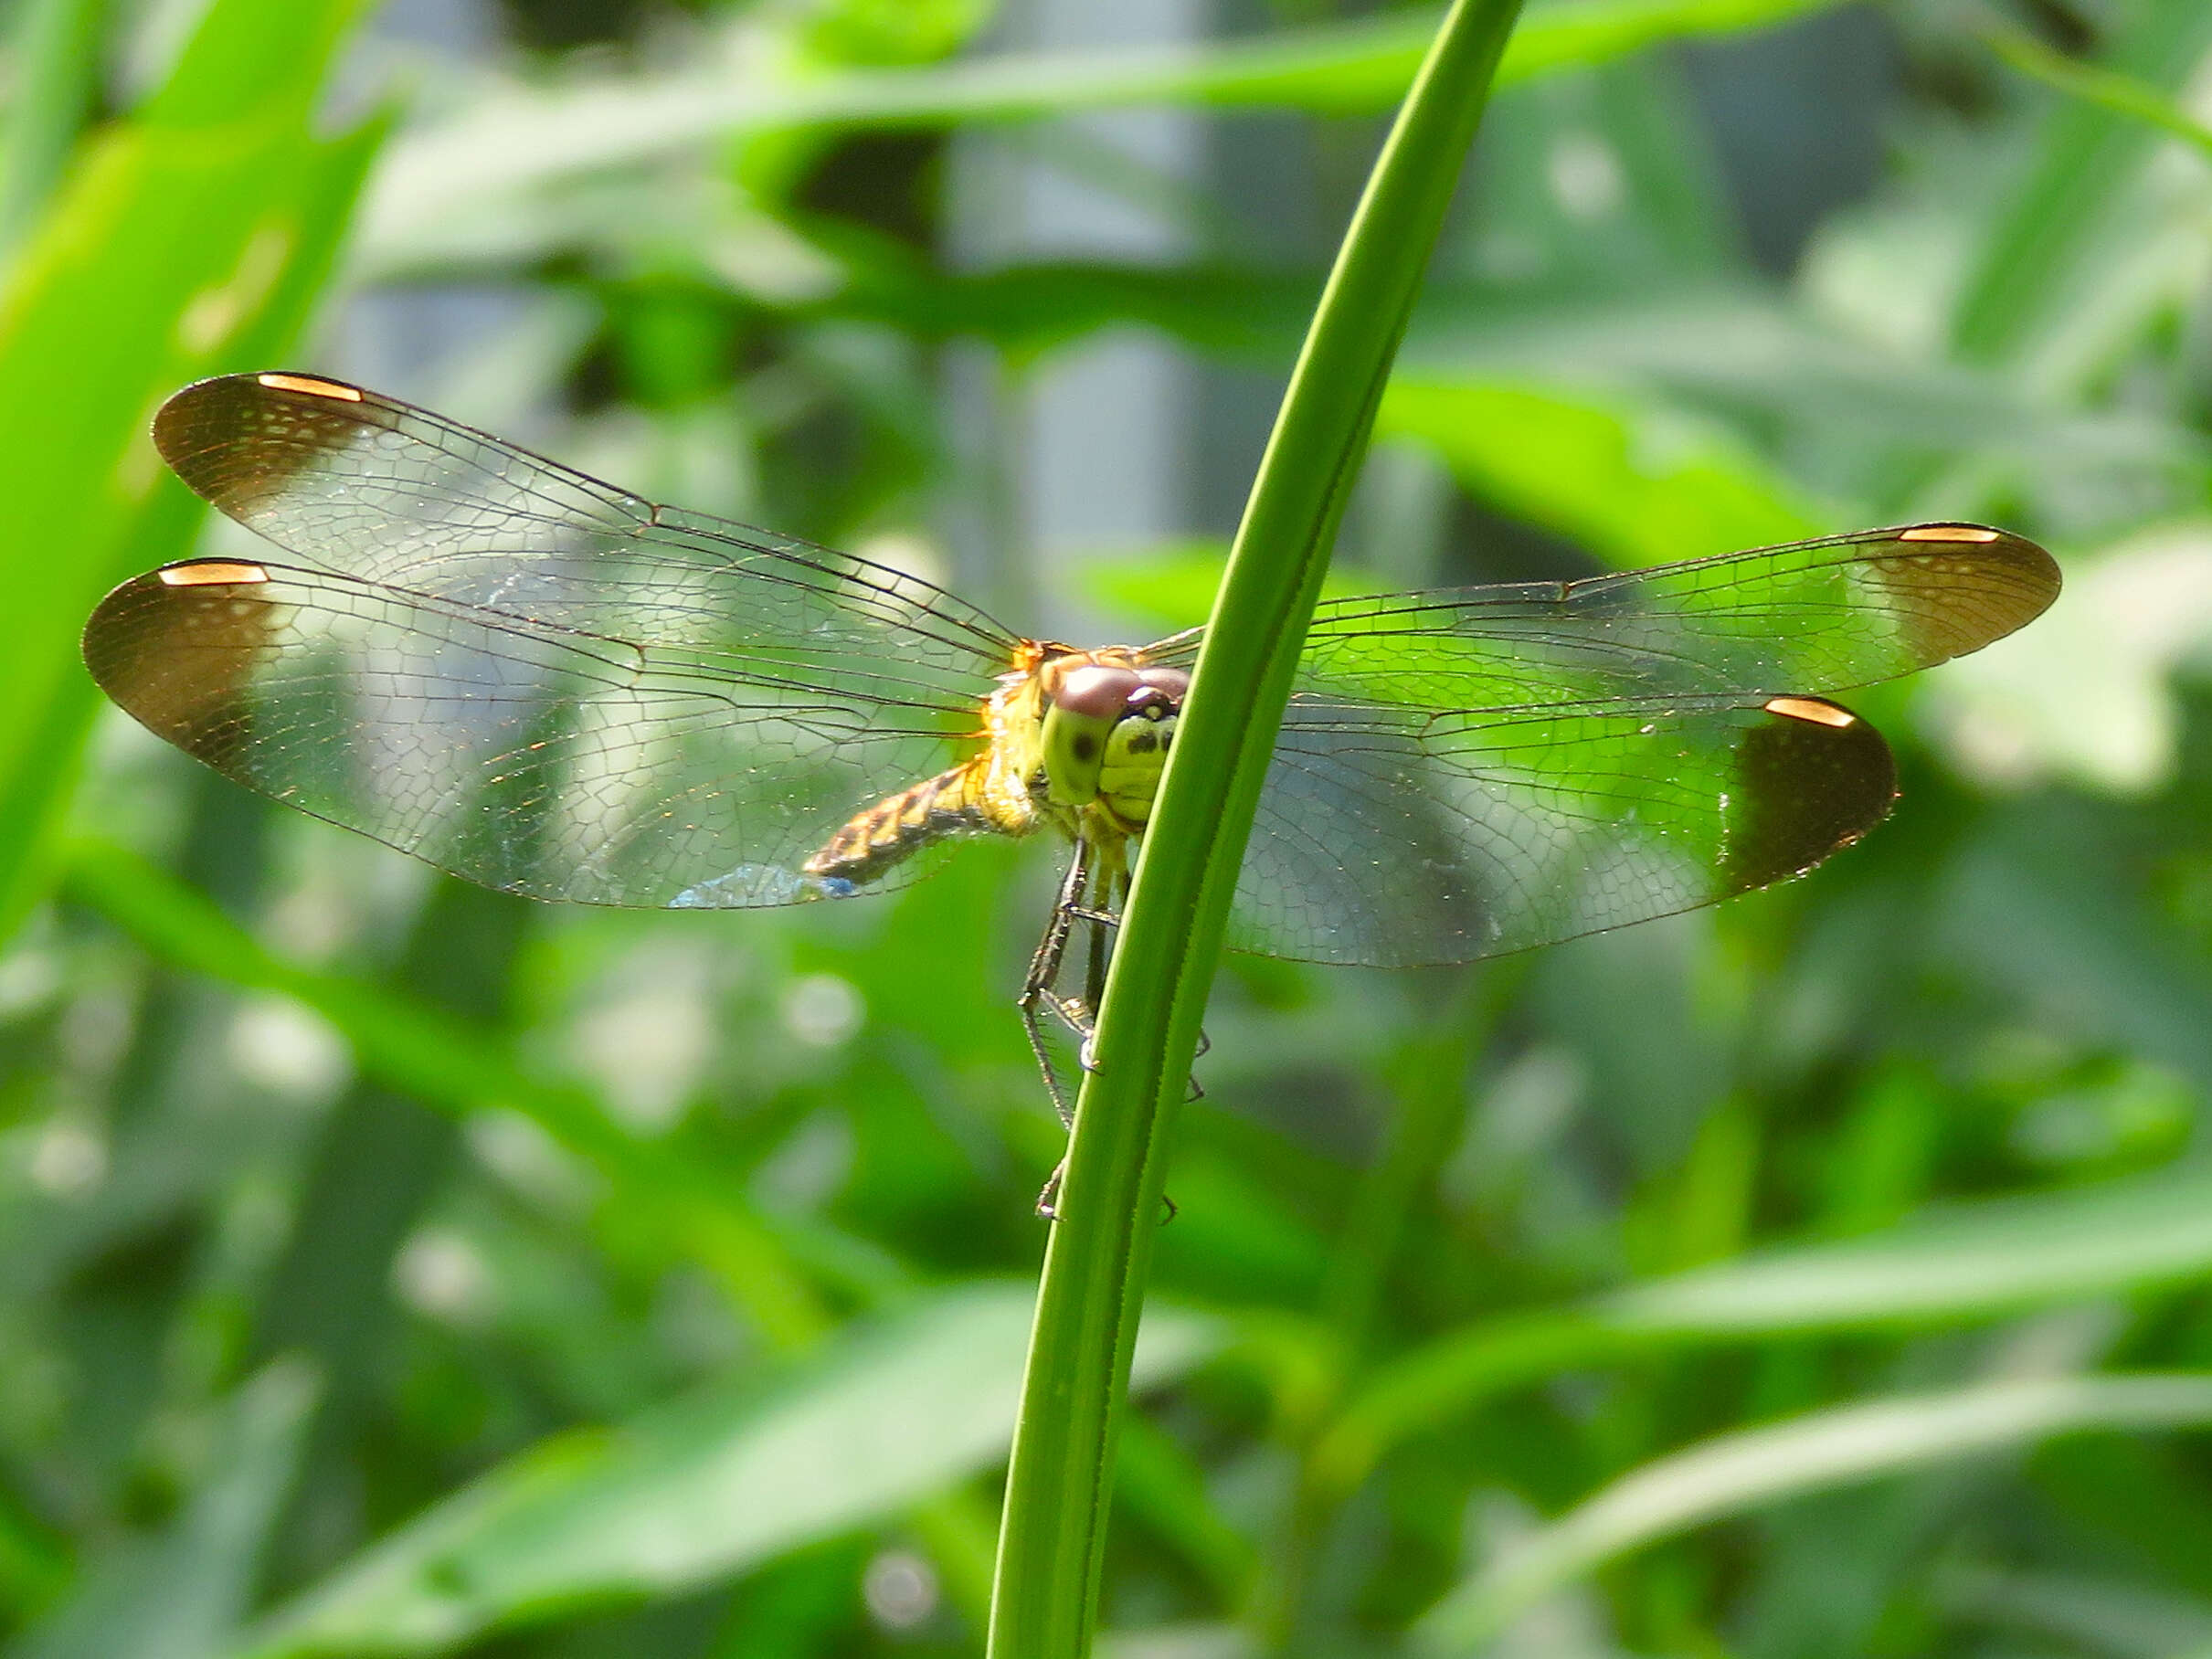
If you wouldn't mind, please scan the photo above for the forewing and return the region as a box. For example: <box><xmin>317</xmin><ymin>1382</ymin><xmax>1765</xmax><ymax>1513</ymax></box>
<box><xmin>82</xmin><ymin>374</ymin><xmax>1022</xmax><ymax>907</ymax></box>
<box><xmin>1160</xmin><ymin>524</ymin><xmax>2059</xmax><ymax>965</ymax></box>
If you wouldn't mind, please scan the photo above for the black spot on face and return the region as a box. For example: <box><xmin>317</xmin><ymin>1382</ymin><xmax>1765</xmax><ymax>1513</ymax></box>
<box><xmin>1127</xmin><ymin>731</ymin><xmax>1156</xmax><ymax>755</ymax></box>
<box><xmin>1073</xmin><ymin>734</ymin><xmax>1097</xmax><ymax>762</ymax></box>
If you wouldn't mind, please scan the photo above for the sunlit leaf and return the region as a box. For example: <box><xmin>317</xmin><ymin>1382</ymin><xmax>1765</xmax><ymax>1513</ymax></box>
<box><xmin>1317</xmin><ymin>1163</ymin><xmax>2212</xmax><ymax>1495</ymax></box>
<box><xmin>363</xmin><ymin>0</ymin><xmax>1847</xmax><ymax>262</ymax></box>
<box><xmin>1414</xmin><ymin>1373</ymin><xmax>2212</xmax><ymax>1651</ymax></box>
<box><xmin>0</xmin><ymin>0</ymin><xmax>378</xmax><ymax>941</ymax></box>
<box><xmin>239</xmin><ymin>1288</ymin><xmax>1218</xmax><ymax>1657</ymax></box>
<box><xmin>14</xmin><ymin>1363</ymin><xmax>318</xmax><ymax>1659</ymax></box>
<box><xmin>1377</xmin><ymin>377</ymin><xmax>1827</xmax><ymax>566</ymax></box>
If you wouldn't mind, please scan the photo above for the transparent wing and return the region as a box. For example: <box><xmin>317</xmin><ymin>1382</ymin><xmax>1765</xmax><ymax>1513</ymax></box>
<box><xmin>1144</xmin><ymin>525</ymin><xmax>2059</xmax><ymax>966</ymax></box>
<box><xmin>82</xmin><ymin>373</ymin><xmax>1025</xmax><ymax>907</ymax></box>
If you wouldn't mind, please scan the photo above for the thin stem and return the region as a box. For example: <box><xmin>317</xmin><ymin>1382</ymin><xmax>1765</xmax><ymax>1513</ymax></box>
<box><xmin>983</xmin><ymin>3</ymin><xmax>1528</xmax><ymax>1654</ymax></box>
<box><xmin>1981</xmin><ymin>20</ymin><xmax>2212</xmax><ymax>165</ymax></box>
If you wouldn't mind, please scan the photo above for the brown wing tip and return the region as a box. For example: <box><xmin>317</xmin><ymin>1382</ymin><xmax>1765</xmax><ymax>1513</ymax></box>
<box><xmin>1726</xmin><ymin>696</ymin><xmax>1897</xmax><ymax>890</ymax></box>
<box><xmin>1880</xmin><ymin>523</ymin><xmax>2062</xmax><ymax>661</ymax></box>
<box><xmin>81</xmin><ymin>568</ymin><xmax>274</xmax><ymax>771</ymax></box>
<box><xmin>153</xmin><ymin>372</ymin><xmax>384</xmax><ymax>514</ymax></box>
<box><xmin>154</xmin><ymin>368</ymin><xmax>365</xmax><ymax>422</ymax></box>
<box><xmin>1915</xmin><ymin>523</ymin><xmax>2061</xmax><ymax>598</ymax></box>
<box><xmin>81</xmin><ymin>571</ymin><xmax>147</xmax><ymax>694</ymax></box>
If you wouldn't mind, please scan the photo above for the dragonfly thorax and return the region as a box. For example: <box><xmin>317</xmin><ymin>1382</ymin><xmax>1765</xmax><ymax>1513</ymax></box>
<box><xmin>792</xmin><ymin>648</ymin><xmax>1188</xmax><ymax>891</ymax></box>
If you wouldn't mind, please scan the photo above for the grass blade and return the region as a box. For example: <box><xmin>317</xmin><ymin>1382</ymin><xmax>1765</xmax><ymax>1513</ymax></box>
<box><xmin>240</xmin><ymin>1289</ymin><xmax>1216</xmax><ymax>1659</ymax></box>
<box><xmin>1413</xmin><ymin>1373</ymin><xmax>2212</xmax><ymax>1651</ymax></box>
<box><xmin>1313</xmin><ymin>1162</ymin><xmax>2212</xmax><ymax>1496</ymax></box>
<box><xmin>1950</xmin><ymin>0</ymin><xmax>2212</xmax><ymax>364</ymax></box>
<box><xmin>0</xmin><ymin>0</ymin><xmax>379</xmax><ymax>942</ymax></box>
<box><xmin>13</xmin><ymin>1362</ymin><xmax>319</xmax><ymax>1659</ymax></box>
<box><xmin>0</xmin><ymin>0</ymin><xmax>112</xmax><ymax>251</ymax></box>
<box><xmin>367</xmin><ymin>0</ymin><xmax>1835</xmax><ymax>254</ymax></box>
<box><xmin>1981</xmin><ymin>22</ymin><xmax>2212</xmax><ymax>165</ymax></box>
<box><xmin>985</xmin><ymin>3</ymin><xmax>1525</xmax><ymax>1654</ymax></box>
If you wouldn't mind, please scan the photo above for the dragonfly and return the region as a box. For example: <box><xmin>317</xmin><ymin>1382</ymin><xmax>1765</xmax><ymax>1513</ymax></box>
<box><xmin>84</xmin><ymin>372</ymin><xmax>2059</xmax><ymax>1158</ymax></box>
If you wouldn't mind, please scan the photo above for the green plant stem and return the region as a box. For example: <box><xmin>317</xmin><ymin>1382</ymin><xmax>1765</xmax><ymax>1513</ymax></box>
<box><xmin>1265</xmin><ymin>999</ymin><xmax>1486</xmax><ymax>1654</ymax></box>
<box><xmin>1317</xmin><ymin>984</ymin><xmax>1492</xmax><ymax>1353</ymax></box>
<box><xmin>1255</xmin><ymin>989</ymin><xmax>1492</xmax><ymax>1643</ymax></box>
<box><xmin>1981</xmin><ymin>21</ymin><xmax>2212</xmax><ymax>164</ymax></box>
<box><xmin>60</xmin><ymin>836</ymin><xmax>831</xmax><ymax>1348</ymax></box>
<box><xmin>0</xmin><ymin>0</ymin><xmax>111</xmax><ymax>251</ymax></box>
<box><xmin>1950</xmin><ymin>0</ymin><xmax>2212</xmax><ymax>362</ymax></box>
<box><xmin>982</xmin><ymin>3</ymin><xmax>1526</xmax><ymax>1654</ymax></box>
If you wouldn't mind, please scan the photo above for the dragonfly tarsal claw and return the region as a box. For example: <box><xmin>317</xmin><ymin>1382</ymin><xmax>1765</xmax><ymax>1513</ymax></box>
<box><xmin>1036</xmin><ymin>1164</ymin><xmax>1174</xmax><ymax>1225</ymax></box>
<box><xmin>1036</xmin><ymin>1160</ymin><xmax>1065</xmax><ymax>1221</ymax></box>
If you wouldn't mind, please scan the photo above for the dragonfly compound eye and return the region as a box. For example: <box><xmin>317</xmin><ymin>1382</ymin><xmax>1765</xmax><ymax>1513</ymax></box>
<box><xmin>1041</xmin><ymin>663</ymin><xmax>1145</xmax><ymax>807</ymax></box>
<box><xmin>1097</xmin><ymin>669</ymin><xmax>1189</xmax><ymax>828</ymax></box>
<box><xmin>1038</xmin><ymin>663</ymin><xmax>1190</xmax><ymax>812</ymax></box>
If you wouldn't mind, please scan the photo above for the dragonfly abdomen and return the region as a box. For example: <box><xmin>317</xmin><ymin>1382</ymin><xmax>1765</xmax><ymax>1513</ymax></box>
<box><xmin>803</xmin><ymin>759</ymin><xmax>1006</xmax><ymax>886</ymax></box>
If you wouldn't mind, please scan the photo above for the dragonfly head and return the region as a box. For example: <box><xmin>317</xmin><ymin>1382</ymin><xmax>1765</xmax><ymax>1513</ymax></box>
<box><xmin>1037</xmin><ymin>660</ymin><xmax>1190</xmax><ymax>827</ymax></box>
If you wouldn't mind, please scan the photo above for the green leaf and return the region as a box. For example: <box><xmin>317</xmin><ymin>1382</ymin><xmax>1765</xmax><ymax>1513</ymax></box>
<box><xmin>1602</xmin><ymin>1167</ymin><xmax>2212</xmax><ymax>1332</ymax></box>
<box><xmin>1313</xmin><ymin>1163</ymin><xmax>2212</xmax><ymax>1497</ymax></box>
<box><xmin>0</xmin><ymin>0</ymin><xmax>379</xmax><ymax>942</ymax></box>
<box><xmin>986</xmin><ymin>4</ymin><xmax>1526</xmax><ymax>1655</ymax></box>
<box><xmin>1951</xmin><ymin>0</ymin><xmax>2212</xmax><ymax>366</ymax></box>
<box><xmin>1398</xmin><ymin>288</ymin><xmax>2204</xmax><ymax>478</ymax></box>
<box><xmin>1413</xmin><ymin>1373</ymin><xmax>2212</xmax><ymax>1651</ymax></box>
<box><xmin>1377</xmin><ymin>377</ymin><xmax>1827</xmax><ymax>566</ymax></box>
<box><xmin>364</xmin><ymin>0</ymin><xmax>1845</xmax><ymax>261</ymax></box>
<box><xmin>58</xmin><ymin>838</ymin><xmax>831</xmax><ymax>1347</ymax></box>
<box><xmin>10</xmin><ymin>1362</ymin><xmax>319</xmax><ymax>1659</ymax></box>
<box><xmin>238</xmin><ymin>1288</ymin><xmax>1218</xmax><ymax>1658</ymax></box>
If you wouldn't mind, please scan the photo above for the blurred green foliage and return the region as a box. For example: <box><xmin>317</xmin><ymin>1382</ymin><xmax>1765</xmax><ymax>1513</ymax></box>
<box><xmin>4</xmin><ymin>0</ymin><xmax>2212</xmax><ymax>1655</ymax></box>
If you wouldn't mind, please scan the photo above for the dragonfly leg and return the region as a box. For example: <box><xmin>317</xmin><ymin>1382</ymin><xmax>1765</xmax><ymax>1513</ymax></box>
<box><xmin>1036</xmin><ymin>1160</ymin><xmax>1065</xmax><ymax>1220</ymax></box>
<box><xmin>1100</xmin><ymin>868</ymin><xmax>1206</xmax><ymax>1102</ymax></box>
<box><xmin>1016</xmin><ymin>848</ymin><xmax>1201</xmax><ymax>1217</ymax></box>
<box><xmin>1021</xmin><ymin>843</ymin><xmax>1120</xmax><ymax>1220</ymax></box>
<box><xmin>1019</xmin><ymin>840</ymin><xmax>1093</xmax><ymax>1130</ymax></box>
<box><xmin>1066</xmin><ymin>897</ymin><xmax>1118</xmax><ymax>1068</ymax></box>
<box><xmin>1070</xmin><ymin>885</ymin><xmax>1112</xmax><ymax>1074</ymax></box>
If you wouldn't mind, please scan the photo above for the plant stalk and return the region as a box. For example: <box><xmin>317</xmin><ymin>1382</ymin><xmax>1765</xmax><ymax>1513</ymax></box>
<box><xmin>983</xmin><ymin>2</ymin><xmax>1528</xmax><ymax>1653</ymax></box>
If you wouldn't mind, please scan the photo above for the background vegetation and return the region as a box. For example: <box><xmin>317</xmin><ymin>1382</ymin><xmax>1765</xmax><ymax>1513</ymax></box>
<box><xmin>3</xmin><ymin>0</ymin><xmax>2210</xmax><ymax>1654</ymax></box>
